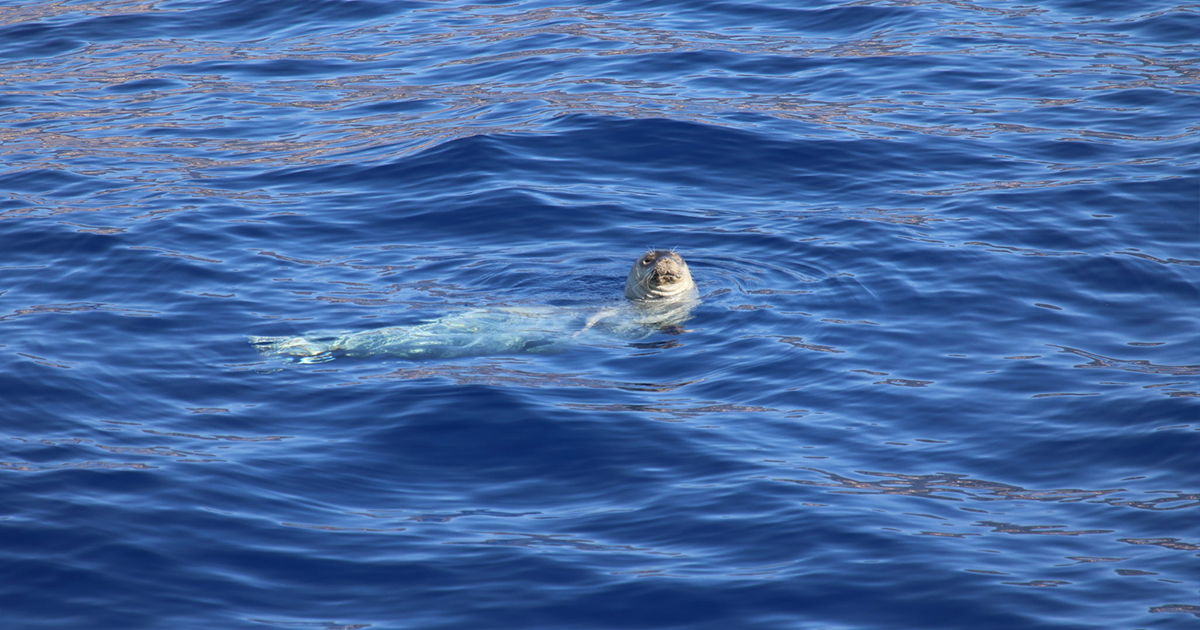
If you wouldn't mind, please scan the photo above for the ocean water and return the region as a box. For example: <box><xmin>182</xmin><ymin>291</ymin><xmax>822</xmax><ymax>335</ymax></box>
<box><xmin>1</xmin><ymin>0</ymin><xmax>1197</xmax><ymax>628</ymax></box>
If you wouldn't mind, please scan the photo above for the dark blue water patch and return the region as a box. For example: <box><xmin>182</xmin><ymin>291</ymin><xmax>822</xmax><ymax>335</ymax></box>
<box><xmin>1104</xmin><ymin>84</ymin><xmax>1196</xmax><ymax>116</ymax></box>
<box><xmin>228</xmin><ymin>116</ymin><xmax>1020</xmax><ymax>206</ymax></box>
<box><xmin>1056</xmin><ymin>254</ymin><xmax>1198</xmax><ymax>313</ymax></box>
<box><xmin>1106</xmin><ymin>8</ymin><xmax>1200</xmax><ymax>43</ymax></box>
<box><xmin>1004</xmin><ymin>397</ymin><xmax>1198</xmax><ymax>469</ymax></box>
<box><xmin>252</xmin><ymin>132</ymin><xmax>520</xmax><ymax>189</ymax></box>
<box><xmin>1025</xmin><ymin>136</ymin><xmax>1137</xmax><ymax>166</ymax></box>
<box><xmin>344</xmin><ymin>97</ymin><xmax>449</xmax><ymax>116</ymax></box>
<box><xmin>378</xmin><ymin>190</ymin><xmax>647</xmax><ymax>248</ymax></box>
<box><xmin>450</xmin><ymin>29</ymin><xmax>606</xmax><ymax>59</ymax></box>
<box><xmin>103</xmin><ymin>77</ymin><xmax>191</xmax><ymax>94</ymax></box>
<box><xmin>0</xmin><ymin>168</ymin><xmax>125</xmax><ymax>199</ymax></box>
<box><xmin>1044</xmin><ymin>0</ymin><xmax>1173</xmax><ymax>20</ymax></box>
<box><xmin>0</xmin><ymin>33</ymin><xmax>85</xmax><ymax>61</ymax></box>
<box><xmin>619</xmin><ymin>0</ymin><xmax>931</xmax><ymax>40</ymax></box>
<box><xmin>158</xmin><ymin>57</ymin><xmax>373</xmax><ymax>80</ymax></box>
<box><xmin>358</xmin><ymin>393</ymin><xmax>702</xmax><ymax>493</ymax></box>
<box><xmin>683</xmin><ymin>53</ymin><xmax>825</xmax><ymax>82</ymax></box>
<box><xmin>2</xmin><ymin>222</ymin><xmax>121</xmax><ymax>261</ymax></box>
<box><xmin>765</xmin><ymin>3</ymin><xmax>934</xmax><ymax>37</ymax></box>
<box><xmin>20</xmin><ymin>0</ymin><xmax>392</xmax><ymax>47</ymax></box>
<box><xmin>173</xmin><ymin>0</ymin><xmax>404</xmax><ymax>39</ymax></box>
<box><xmin>0</xmin><ymin>365</ymin><xmax>109</xmax><ymax>435</ymax></box>
<box><xmin>0</xmin><ymin>13</ymin><xmax>160</xmax><ymax>59</ymax></box>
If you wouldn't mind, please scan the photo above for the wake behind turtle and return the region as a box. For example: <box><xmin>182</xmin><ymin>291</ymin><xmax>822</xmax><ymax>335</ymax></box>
<box><xmin>249</xmin><ymin>250</ymin><xmax>699</xmax><ymax>362</ymax></box>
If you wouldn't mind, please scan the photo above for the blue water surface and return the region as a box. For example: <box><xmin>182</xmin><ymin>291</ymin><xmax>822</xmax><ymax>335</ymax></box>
<box><xmin>1</xmin><ymin>1</ymin><xmax>1197</xmax><ymax>628</ymax></box>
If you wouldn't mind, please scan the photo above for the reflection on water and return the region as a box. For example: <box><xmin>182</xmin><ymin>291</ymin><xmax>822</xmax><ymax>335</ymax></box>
<box><xmin>4</xmin><ymin>0</ymin><xmax>1194</xmax><ymax>225</ymax></box>
<box><xmin>780</xmin><ymin>467</ymin><xmax>1200</xmax><ymax>511</ymax></box>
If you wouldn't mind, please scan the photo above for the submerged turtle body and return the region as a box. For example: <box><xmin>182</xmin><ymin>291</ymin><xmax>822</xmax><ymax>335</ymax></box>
<box><xmin>250</xmin><ymin>250</ymin><xmax>698</xmax><ymax>362</ymax></box>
